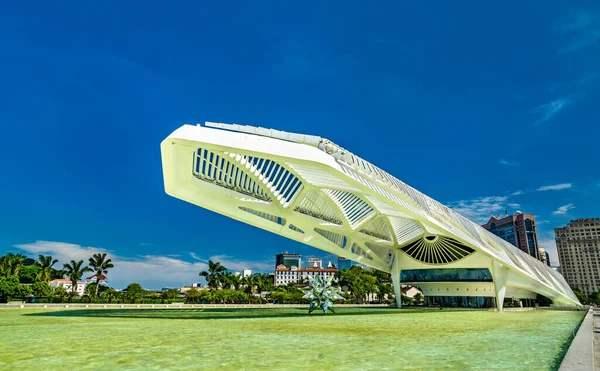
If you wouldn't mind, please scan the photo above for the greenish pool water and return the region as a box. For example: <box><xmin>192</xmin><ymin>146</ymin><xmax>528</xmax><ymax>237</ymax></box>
<box><xmin>0</xmin><ymin>308</ymin><xmax>585</xmax><ymax>370</ymax></box>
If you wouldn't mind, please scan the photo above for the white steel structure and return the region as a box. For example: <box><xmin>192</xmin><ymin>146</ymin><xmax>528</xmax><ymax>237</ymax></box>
<box><xmin>161</xmin><ymin>122</ymin><xmax>581</xmax><ymax>310</ymax></box>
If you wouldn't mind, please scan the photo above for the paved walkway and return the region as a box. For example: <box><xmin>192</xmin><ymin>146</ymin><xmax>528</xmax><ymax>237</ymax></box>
<box><xmin>559</xmin><ymin>308</ymin><xmax>595</xmax><ymax>371</ymax></box>
<box><xmin>596</xmin><ymin>308</ymin><xmax>600</xmax><ymax>371</ymax></box>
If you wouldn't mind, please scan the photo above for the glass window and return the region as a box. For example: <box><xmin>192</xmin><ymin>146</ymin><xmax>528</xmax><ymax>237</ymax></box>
<box><xmin>401</xmin><ymin>268</ymin><xmax>493</xmax><ymax>282</ymax></box>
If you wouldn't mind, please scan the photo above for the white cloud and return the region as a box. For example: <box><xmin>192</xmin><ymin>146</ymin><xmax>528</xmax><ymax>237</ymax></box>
<box><xmin>510</xmin><ymin>190</ymin><xmax>525</xmax><ymax>196</ymax></box>
<box><xmin>208</xmin><ymin>254</ymin><xmax>272</xmax><ymax>273</ymax></box>
<box><xmin>447</xmin><ymin>196</ymin><xmax>510</xmax><ymax>224</ymax></box>
<box><xmin>13</xmin><ymin>241</ymin><xmax>273</xmax><ymax>290</ymax></box>
<box><xmin>552</xmin><ymin>203</ymin><xmax>575</xmax><ymax>215</ymax></box>
<box><xmin>533</xmin><ymin>98</ymin><xmax>569</xmax><ymax>124</ymax></box>
<box><xmin>498</xmin><ymin>159</ymin><xmax>520</xmax><ymax>167</ymax></box>
<box><xmin>537</xmin><ymin>183</ymin><xmax>572</xmax><ymax>191</ymax></box>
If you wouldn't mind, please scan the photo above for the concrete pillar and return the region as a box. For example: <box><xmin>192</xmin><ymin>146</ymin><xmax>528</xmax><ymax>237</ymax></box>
<box><xmin>391</xmin><ymin>250</ymin><xmax>402</xmax><ymax>309</ymax></box>
<box><xmin>492</xmin><ymin>260</ymin><xmax>508</xmax><ymax>311</ymax></box>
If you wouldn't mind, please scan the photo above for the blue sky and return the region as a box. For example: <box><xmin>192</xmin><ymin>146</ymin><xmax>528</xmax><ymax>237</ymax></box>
<box><xmin>1</xmin><ymin>2</ymin><xmax>598</xmax><ymax>289</ymax></box>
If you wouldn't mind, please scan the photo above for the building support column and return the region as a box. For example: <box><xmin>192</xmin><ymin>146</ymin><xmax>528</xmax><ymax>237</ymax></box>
<box><xmin>492</xmin><ymin>260</ymin><xmax>508</xmax><ymax>311</ymax></box>
<box><xmin>391</xmin><ymin>249</ymin><xmax>402</xmax><ymax>309</ymax></box>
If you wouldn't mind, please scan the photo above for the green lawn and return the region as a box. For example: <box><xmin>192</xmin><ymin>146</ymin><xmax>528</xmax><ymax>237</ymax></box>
<box><xmin>0</xmin><ymin>307</ymin><xmax>585</xmax><ymax>370</ymax></box>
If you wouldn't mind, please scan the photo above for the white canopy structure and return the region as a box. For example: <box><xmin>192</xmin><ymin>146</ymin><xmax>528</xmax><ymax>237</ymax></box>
<box><xmin>161</xmin><ymin>122</ymin><xmax>580</xmax><ymax>310</ymax></box>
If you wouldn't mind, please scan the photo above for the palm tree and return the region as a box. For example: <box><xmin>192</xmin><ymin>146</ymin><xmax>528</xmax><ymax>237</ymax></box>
<box><xmin>221</xmin><ymin>271</ymin><xmax>242</xmax><ymax>290</ymax></box>
<box><xmin>36</xmin><ymin>255</ymin><xmax>58</xmax><ymax>282</ymax></box>
<box><xmin>229</xmin><ymin>274</ymin><xmax>242</xmax><ymax>291</ymax></box>
<box><xmin>88</xmin><ymin>253</ymin><xmax>114</xmax><ymax>298</ymax></box>
<box><xmin>62</xmin><ymin>260</ymin><xmax>92</xmax><ymax>294</ymax></box>
<box><xmin>241</xmin><ymin>275</ymin><xmax>256</xmax><ymax>302</ymax></box>
<box><xmin>101</xmin><ymin>288</ymin><xmax>118</xmax><ymax>303</ymax></box>
<box><xmin>199</xmin><ymin>260</ymin><xmax>227</xmax><ymax>289</ymax></box>
<box><xmin>254</xmin><ymin>273</ymin><xmax>274</xmax><ymax>300</ymax></box>
<box><xmin>1</xmin><ymin>253</ymin><xmax>27</xmax><ymax>277</ymax></box>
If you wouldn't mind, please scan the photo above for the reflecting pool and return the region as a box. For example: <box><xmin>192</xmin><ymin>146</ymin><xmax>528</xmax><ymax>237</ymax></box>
<box><xmin>0</xmin><ymin>308</ymin><xmax>585</xmax><ymax>370</ymax></box>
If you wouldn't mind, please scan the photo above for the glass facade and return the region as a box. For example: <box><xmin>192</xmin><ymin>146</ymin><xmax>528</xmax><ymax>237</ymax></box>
<box><xmin>489</xmin><ymin>222</ymin><xmax>517</xmax><ymax>246</ymax></box>
<box><xmin>525</xmin><ymin>218</ymin><xmax>536</xmax><ymax>256</ymax></box>
<box><xmin>276</xmin><ymin>254</ymin><xmax>301</xmax><ymax>269</ymax></box>
<box><xmin>401</xmin><ymin>268</ymin><xmax>493</xmax><ymax>282</ymax></box>
<box><xmin>425</xmin><ymin>296</ymin><xmax>496</xmax><ymax>308</ymax></box>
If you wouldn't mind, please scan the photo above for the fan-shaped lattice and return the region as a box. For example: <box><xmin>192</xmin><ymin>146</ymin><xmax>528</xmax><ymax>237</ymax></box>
<box><xmin>401</xmin><ymin>236</ymin><xmax>475</xmax><ymax>265</ymax></box>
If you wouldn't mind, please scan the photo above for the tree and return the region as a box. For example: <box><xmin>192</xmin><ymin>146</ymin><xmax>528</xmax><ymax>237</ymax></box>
<box><xmin>572</xmin><ymin>288</ymin><xmax>590</xmax><ymax>305</ymax></box>
<box><xmin>125</xmin><ymin>283</ymin><xmax>144</xmax><ymax>303</ymax></box>
<box><xmin>84</xmin><ymin>284</ymin><xmax>105</xmax><ymax>302</ymax></box>
<box><xmin>222</xmin><ymin>272</ymin><xmax>242</xmax><ymax>290</ymax></box>
<box><xmin>115</xmin><ymin>291</ymin><xmax>127</xmax><ymax>304</ymax></box>
<box><xmin>66</xmin><ymin>291</ymin><xmax>78</xmax><ymax>303</ymax></box>
<box><xmin>413</xmin><ymin>292</ymin><xmax>423</xmax><ymax>304</ymax></box>
<box><xmin>0</xmin><ymin>276</ymin><xmax>20</xmax><ymax>302</ymax></box>
<box><xmin>15</xmin><ymin>284</ymin><xmax>32</xmax><ymax>299</ymax></box>
<box><xmin>336</xmin><ymin>266</ymin><xmax>376</xmax><ymax>303</ymax></box>
<box><xmin>0</xmin><ymin>253</ymin><xmax>27</xmax><ymax>277</ymax></box>
<box><xmin>161</xmin><ymin>288</ymin><xmax>180</xmax><ymax>303</ymax></box>
<box><xmin>52</xmin><ymin>286</ymin><xmax>68</xmax><ymax>303</ymax></box>
<box><xmin>19</xmin><ymin>265</ymin><xmax>39</xmax><ymax>284</ymax></box>
<box><xmin>31</xmin><ymin>282</ymin><xmax>52</xmax><ymax>298</ymax></box>
<box><xmin>199</xmin><ymin>260</ymin><xmax>227</xmax><ymax>289</ymax></box>
<box><xmin>62</xmin><ymin>260</ymin><xmax>92</xmax><ymax>294</ymax></box>
<box><xmin>377</xmin><ymin>283</ymin><xmax>394</xmax><ymax>303</ymax></box>
<box><xmin>36</xmin><ymin>255</ymin><xmax>59</xmax><ymax>282</ymax></box>
<box><xmin>241</xmin><ymin>275</ymin><xmax>255</xmax><ymax>296</ymax></box>
<box><xmin>254</xmin><ymin>273</ymin><xmax>274</xmax><ymax>299</ymax></box>
<box><xmin>101</xmin><ymin>288</ymin><xmax>118</xmax><ymax>303</ymax></box>
<box><xmin>587</xmin><ymin>291</ymin><xmax>600</xmax><ymax>305</ymax></box>
<box><xmin>185</xmin><ymin>288</ymin><xmax>201</xmax><ymax>303</ymax></box>
<box><xmin>88</xmin><ymin>253</ymin><xmax>114</xmax><ymax>298</ymax></box>
<box><xmin>198</xmin><ymin>289</ymin><xmax>213</xmax><ymax>304</ymax></box>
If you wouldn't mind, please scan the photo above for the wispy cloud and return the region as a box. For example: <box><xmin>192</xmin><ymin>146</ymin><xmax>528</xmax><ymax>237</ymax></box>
<box><xmin>446</xmin><ymin>196</ymin><xmax>510</xmax><ymax>224</ymax></box>
<box><xmin>556</xmin><ymin>11</ymin><xmax>600</xmax><ymax>53</ymax></box>
<box><xmin>448</xmin><ymin>180</ymin><xmax>575</xmax><ymax>223</ymax></box>
<box><xmin>537</xmin><ymin>183</ymin><xmax>572</xmax><ymax>191</ymax></box>
<box><xmin>533</xmin><ymin>98</ymin><xmax>569</xmax><ymax>124</ymax></box>
<box><xmin>208</xmin><ymin>254</ymin><xmax>272</xmax><ymax>273</ymax></box>
<box><xmin>13</xmin><ymin>241</ymin><xmax>272</xmax><ymax>290</ymax></box>
<box><xmin>552</xmin><ymin>203</ymin><xmax>575</xmax><ymax>215</ymax></box>
<box><xmin>498</xmin><ymin>159</ymin><xmax>520</xmax><ymax>167</ymax></box>
<box><xmin>510</xmin><ymin>183</ymin><xmax>573</xmax><ymax>196</ymax></box>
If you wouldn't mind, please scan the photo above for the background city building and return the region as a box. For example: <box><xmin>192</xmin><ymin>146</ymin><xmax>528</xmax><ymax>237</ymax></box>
<box><xmin>49</xmin><ymin>279</ymin><xmax>86</xmax><ymax>296</ymax></box>
<box><xmin>307</xmin><ymin>258</ymin><xmax>322</xmax><ymax>268</ymax></box>
<box><xmin>538</xmin><ymin>248</ymin><xmax>551</xmax><ymax>267</ymax></box>
<box><xmin>85</xmin><ymin>274</ymin><xmax>108</xmax><ymax>286</ymax></box>
<box><xmin>275</xmin><ymin>264</ymin><xmax>338</xmax><ymax>286</ymax></box>
<box><xmin>482</xmin><ymin>212</ymin><xmax>540</xmax><ymax>259</ymax></box>
<box><xmin>556</xmin><ymin>218</ymin><xmax>600</xmax><ymax>296</ymax></box>
<box><xmin>275</xmin><ymin>252</ymin><xmax>301</xmax><ymax>269</ymax></box>
<box><xmin>337</xmin><ymin>256</ymin><xmax>368</xmax><ymax>270</ymax></box>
